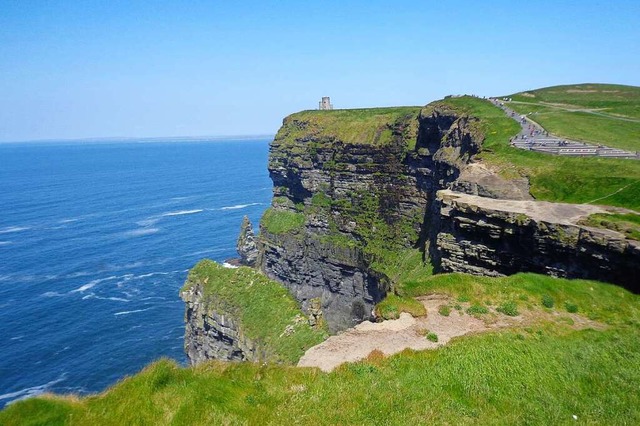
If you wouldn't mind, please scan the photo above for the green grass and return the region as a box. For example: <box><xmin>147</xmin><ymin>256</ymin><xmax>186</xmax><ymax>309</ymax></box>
<box><xmin>579</xmin><ymin>212</ymin><xmax>640</xmax><ymax>240</ymax></box>
<box><xmin>496</xmin><ymin>301</ymin><xmax>519</xmax><ymax>317</ymax></box>
<box><xmin>466</xmin><ymin>304</ymin><xmax>489</xmax><ymax>316</ymax></box>
<box><xmin>3</xmin><ymin>273</ymin><xmax>640</xmax><ymax>425</ymax></box>
<box><xmin>437</xmin><ymin>96</ymin><xmax>640</xmax><ymax>211</ymax></box>
<box><xmin>275</xmin><ymin>106</ymin><xmax>421</xmax><ymax>146</ymax></box>
<box><xmin>505</xmin><ymin>83</ymin><xmax>640</xmax><ymax>151</ymax></box>
<box><xmin>182</xmin><ymin>260</ymin><xmax>327</xmax><ymax>364</ymax></box>
<box><xmin>260</xmin><ymin>208</ymin><xmax>305</xmax><ymax>235</ymax></box>
<box><xmin>374</xmin><ymin>293</ymin><xmax>427</xmax><ymax>320</ymax></box>
<box><xmin>542</xmin><ymin>294</ymin><xmax>555</xmax><ymax>308</ymax></box>
<box><xmin>400</xmin><ymin>272</ymin><xmax>640</xmax><ymax>327</ymax></box>
<box><xmin>438</xmin><ymin>304</ymin><xmax>451</xmax><ymax>316</ymax></box>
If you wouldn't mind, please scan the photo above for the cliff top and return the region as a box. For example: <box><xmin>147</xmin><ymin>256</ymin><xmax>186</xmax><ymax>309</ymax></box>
<box><xmin>275</xmin><ymin>106</ymin><xmax>420</xmax><ymax>146</ymax></box>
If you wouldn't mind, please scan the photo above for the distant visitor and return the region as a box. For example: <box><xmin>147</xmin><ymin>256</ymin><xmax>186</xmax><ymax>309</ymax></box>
<box><xmin>318</xmin><ymin>96</ymin><xmax>333</xmax><ymax>110</ymax></box>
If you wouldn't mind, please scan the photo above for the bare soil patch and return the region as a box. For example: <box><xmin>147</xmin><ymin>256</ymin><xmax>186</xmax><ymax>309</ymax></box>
<box><xmin>297</xmin><ymin>294</ymin><xmax>601</xmax><ymax>372</ymax></box>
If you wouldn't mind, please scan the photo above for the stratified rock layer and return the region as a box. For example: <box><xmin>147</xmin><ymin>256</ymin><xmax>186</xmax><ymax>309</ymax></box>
<box><xmin>183</xmin><ymin>99</ymin><xmax>640</xmax><ymax>364</ymax></box>
<box><xmin>435</xmin><ymin>190</ymin><xmax>640</xmax><ymax>291</ymax></box>
<box><xmin>181</xmin><ymin>282</ymin><xmax>260</xmax><ymax>364</ymax></box>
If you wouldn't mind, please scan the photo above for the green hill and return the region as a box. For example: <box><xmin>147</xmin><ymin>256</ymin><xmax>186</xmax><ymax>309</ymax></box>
<box><xmin>505</xmin><ymin>83</ymin><xmax>640</xmax><ymax>151</ymax></box>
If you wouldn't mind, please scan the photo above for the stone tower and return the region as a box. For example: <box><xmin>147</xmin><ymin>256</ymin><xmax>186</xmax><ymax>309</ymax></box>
<box><xmin>318</xmin><ymin>96</ymin><xmax>333</xmax><ymax>110</ymax></box>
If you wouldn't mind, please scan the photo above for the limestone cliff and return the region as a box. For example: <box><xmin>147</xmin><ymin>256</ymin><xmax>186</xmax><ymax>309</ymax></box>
<box><xmin>180</xmin><ymin>260</ymin><xmax>326</xmax><ymax>365</ymax></box>
<box><xmin>255</xmin><ymin>104</ymin><xmax>534</xmax><ymax>332</ymax></box>
<box><xmin>182</xmin><ymin>281</ymin><xmax>260</xmax><ymax>364</ymax></box>
<box><xmin>435</xmin><ymin>190</ymin><xmax>640</xmax><ymax>290</ymax></box>
<box><xmin>183</xmin><ymin>98</ymin><xmax>639</xmax><ymax>364</ymax></box>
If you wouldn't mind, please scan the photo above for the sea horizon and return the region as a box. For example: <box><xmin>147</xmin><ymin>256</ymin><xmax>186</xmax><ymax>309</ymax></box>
<box><xmin>0</xmin><ymin>134</ymin><xmax>276</xmax><ymax>146</ymax></box>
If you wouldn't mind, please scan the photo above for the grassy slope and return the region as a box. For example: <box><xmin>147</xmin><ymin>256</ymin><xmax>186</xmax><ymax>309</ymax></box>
<box><xmin>438</xmin><ymin>96</ymin><xmax>640</xmax><ymax>210</ymax></box>
<box><xmin>183</xmin><ymin>260</ymin><xmax>327</xmax><ymax>364</ymax></box>
<box><xmin>505</xmin><ymin>83</ymin><xmax>640</xmax><ymax>151</ymax></box>
<box><xmin>260</xmin><ymin>208</ymin><xmax>305</xmax><ymax>234</ymax></box>
<box><xmin>3</xmin><ymin>273</ymin><xmax>639</xmax><ymax>425</ymax></box>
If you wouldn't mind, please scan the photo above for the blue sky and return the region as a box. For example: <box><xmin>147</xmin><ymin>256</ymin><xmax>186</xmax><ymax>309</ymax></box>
<box><xmin>1</xmin><ymin>0</ymin><xmax>638</xmax><ymax>142</ymax></box>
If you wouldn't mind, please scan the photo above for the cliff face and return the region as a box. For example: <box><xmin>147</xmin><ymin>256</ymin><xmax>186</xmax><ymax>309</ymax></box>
<box><xmin>256</xmin><ymin>105</ymin><xmax>529</xmax><ymax>332</ymax></box>
<box><xmin>180</xmin><ymin>260</ymin><xmax>326</xmax><ymax>365</ymax></box>
<box><xmin>255</xmin><ymin>102</ymin><xmax>640</xmax><ymax>333</ymax></box>
<box><xmin>182</xmin><ymin>282</ymin><xmax>260</xmax><ymax>364</ymax></box>
<box><xmin>435</xmin><ymin>190</ymin><xmax>640</xmax><ymax>290</ymax></box>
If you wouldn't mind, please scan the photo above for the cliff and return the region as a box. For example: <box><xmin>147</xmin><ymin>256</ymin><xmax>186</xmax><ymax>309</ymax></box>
<box><xmin>435</xmin><ymin>190</ymin><xmax>640</xmax><ymax>289</ymax></box>
<box><xmin>180</xmin><ymin>260</ymin><xmax>326</xmax><ymax>365</ymax></box>
<box><xmin>256</xmin><ymin>104</ymin><xmax>536</xmax><ymax>332</ymax></box>
<box><xmin>185</xmin><ymin>96</ymin><xmax>640</xmax><ymax>358</ymax></box>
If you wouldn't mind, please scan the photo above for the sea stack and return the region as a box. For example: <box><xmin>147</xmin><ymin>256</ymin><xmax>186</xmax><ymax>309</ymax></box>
<box><xmin>236</xmin><ymin>215</ymin><xmax>258</xmax><ymax>267</ymax></box>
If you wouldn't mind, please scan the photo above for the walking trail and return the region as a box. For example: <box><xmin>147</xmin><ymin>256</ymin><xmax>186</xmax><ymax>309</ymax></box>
<box><xmin>490</xmin><ymin>99</ymin><xmax>639</xmax><ymax>160</ymax></box>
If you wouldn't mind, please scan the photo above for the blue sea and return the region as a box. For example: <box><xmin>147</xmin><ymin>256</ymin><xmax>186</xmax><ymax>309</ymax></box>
<box><xmin>0</xmin><ymin>138</ymin><xmax>272</xmax><ymax>407</ymax></box>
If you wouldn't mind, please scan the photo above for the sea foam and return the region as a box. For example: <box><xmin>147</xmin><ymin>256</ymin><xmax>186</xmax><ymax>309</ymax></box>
<box><xmin>219</xmin><ymin>202</ymin><xmax>262</xmax><ymax>210</ymax></box>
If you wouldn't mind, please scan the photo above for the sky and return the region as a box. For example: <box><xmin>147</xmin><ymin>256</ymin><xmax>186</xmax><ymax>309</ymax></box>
<box><xmin>0</xmin><ymin>0</ymin><xmax>639</xmax><ymax>142</ymax></box>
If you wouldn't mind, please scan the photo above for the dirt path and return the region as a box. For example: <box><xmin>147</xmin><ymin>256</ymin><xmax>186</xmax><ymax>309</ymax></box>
<box><xmin>297</xmin><ymin>295</ymin><xmax>600</xmax><ymax>372</ymax></box>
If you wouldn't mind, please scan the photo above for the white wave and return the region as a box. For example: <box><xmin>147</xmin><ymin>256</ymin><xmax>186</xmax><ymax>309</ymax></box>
<box><xmin>10</xmin><ymin>336</ymin><xmax>24</xmax><ymax>341</ymax></box>
<box><xmin>0</xmin><ymin>226</ymin><xmax>30</xmax><ymax>234</ymax></box>
<box><xmin>222</xmin><ymin>262</ymin><xmax>239</xmax><ymax>269</ymax></box>
<box><xmin>41</xmin><ymin>291</ymin><xmax>65</xmax><ymax>298</ymax></box>
<box><xmin>161</xmin><ymin>209</ymin><xmax>204</xmax><ymax>217</ymax></box>
<box><xmin>82</xmin><ymin>294</ymin><xmax>130</xmax><ymax>302</ymax></box>
<box><xmin>114</xmin><ymin>307</ymin><xmax>153</xmax><ymax>316</ymax></box>
<box><xmin>123</xmin><ymin>228</ymin><xmax>160</xmax><ymax>237</ymax></box>
<box><xmin>0</xmin><ymin>375</ymin><xmax>66</xmax><ymax>403</ymax></box>
<box><xmin>0</xmin><ymin>241</ymin><xmax>12</xmax><ymax>246</ymax></box>
<box><xmin>58</xmin><ymin>218</ymin><xmax>79</xmax><ymax>224</ymax></box>
<box><xmin>219</xmin><ymin>202</ymin><xmax>262</xmax><ymax>210</ymax></box>
<box><xmin>70</xmin><ymin>275</ymin><xmax>118</xmax><ymax>293</ymax></box>
<box><xmin>136</xmin><ymin>217</ymin><xmax>160</xmax><ymax>227</ymax></box>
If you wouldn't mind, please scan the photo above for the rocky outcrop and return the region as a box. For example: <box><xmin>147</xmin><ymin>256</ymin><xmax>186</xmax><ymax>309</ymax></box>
<box><xmin>236</xmin><ymin>216</ymin><xmax>258</xmax><ymax>266</ymax></box>
<box><xmin>181</xmin><ymin>282</ymin><xmax>260</xmax><ymax>364</ymax></box>
<box><xmin>435</xmin><ymin>190</ymin><xmax>640</xmax><ymax>291</ymax></box>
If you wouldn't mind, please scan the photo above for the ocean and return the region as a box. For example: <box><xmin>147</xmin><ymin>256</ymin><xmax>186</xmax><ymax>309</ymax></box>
<box><xmin>0</xmin><ymin>138</ymin><xmax>272</xmax><ymax>407</ymax></box>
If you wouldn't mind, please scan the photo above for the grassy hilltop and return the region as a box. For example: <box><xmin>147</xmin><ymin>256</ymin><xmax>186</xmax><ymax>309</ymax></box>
<box><xmin>2</xmin><ymin>85</ymin><xmax>640</xmax><ymax>424</ymax></box>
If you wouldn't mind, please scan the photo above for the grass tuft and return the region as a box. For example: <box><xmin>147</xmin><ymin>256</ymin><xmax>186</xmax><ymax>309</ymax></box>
<box><xmin>375</xmin><ymin>294</ymin><xmax>426</xmax><ymax>320</ymax></box>
<box><xmin>496</xmin><ymin>301</ymin><xmax>519</xmax><ymax>317</ymax></box>
<box><xmin>542</xmin><ymin>294</ymin><xmax>555</xmax><ymax>308</ymax></box>
<box><xmin>260</xmin><ymin>208</ymin><xmax>305</xmax><ymax>235</ymax></box>
<box><xmin>438</xmin><ymin>305</ymin><xmax>451</xmax><ymax>317</ymax></box>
